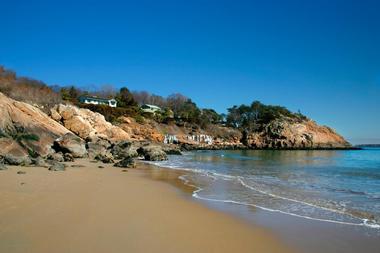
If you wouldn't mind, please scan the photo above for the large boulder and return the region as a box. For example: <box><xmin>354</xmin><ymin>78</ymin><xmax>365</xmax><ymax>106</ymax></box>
<box><xmin>95</xmin><ymin>153</ymin><xmax>115</xmax><ymax>163</ymax></box>
<box><xmin>111</xmin><ymin>141</ymin><xmax>138</xmax><ymax>159</ymax></box>
<box><xmin>0</xmin><ymin>92</ymin><xmax>70</xmax><ymax>157</ymax></box>
<box><xmin>54</xmin><ymin>133</ymin><xmax>87</xmax><ymax>158</ymax></box>
<box><xmin>86</xmin><ymin>137</ymin><xmax>112</xmax><ymax>159</ymax></box>
<box><xmin>50</xmin><ymin>104</ymin><xmax>130</xmax><ymax>142</ymax></box>
<box><xmin>47</xmin><ymin>152</ymin><xmax>64</xmax><ymax>162</ymax></box>
<box><xmin>137</xmin><ymin>145</ymin><xmax>168</xmax><ymax>161</ymax></box>
<box><xmin>32</xmin><ymin>156</ymin><xmax>50</xmax><ymax>168</ymax></box>
<box><xmin>114</xmin><ymin>157</ymin><xmax>136</xmax><ymax>168</ymax></box>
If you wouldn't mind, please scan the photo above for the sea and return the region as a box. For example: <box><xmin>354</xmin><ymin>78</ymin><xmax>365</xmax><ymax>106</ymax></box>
<box><xmin>149</xmin><ymin>148</ymin><xmax>380</xmax><ymax>236</ymax></box>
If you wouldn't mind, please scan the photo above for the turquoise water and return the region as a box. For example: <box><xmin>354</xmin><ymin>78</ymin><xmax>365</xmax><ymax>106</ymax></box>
<box><xmin>151</xmin><ymin>148</ymin><xmax>380</xmax><ymax>230</ymax></box>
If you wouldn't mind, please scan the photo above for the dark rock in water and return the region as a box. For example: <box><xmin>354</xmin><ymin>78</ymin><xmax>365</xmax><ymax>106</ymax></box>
<box><xmin>63</xmin><ymin>153</ymin><xmax>75</xmax><ymax>162</ymax></box>
<box><xmin>111</xmin><ymin>141</ymin><xmax>138</xmax><ymax>159</ymax></box>
<box><xmin>98</xmin><ymin>165</ymin><xmax>105</xmax><ymax>169</ymax></box>
<box><xmin>95</xmin><ymin>153</ymin><xmax>115</xmax><ymax>163</ymax></box>
<box><xmin>17</xmin><ymin>171</ymin><xmax>26</xmax><ymax>174</ymax></box>
<box><xmin>0</xmin><ymin>163</ymin><xmax>8</xmax><ymax>170</ymax></box>
<box><xmin>180</xmin><ymin>143</ymin><xmax>195</xmax><ymax>151</ymax></box>
<box><xmin>114</xmin><ymin>157</ymin><xmax>136</xmax><ymax>168</ymax></box>
<box><xmin>53</xmin><ymin>133</ymin><xmax>87</xmax><ymax>158</ymax></box>
<box><xmin>163</xmin><ymin>146</ymin><xmax>182</xmax><ymax>155</ymax></box>
<box><xmin>47</xmin><ymin>152</ymin><xmax>64</xmax><ymax>162</ymax></box>
<box><xmin>48</xmin><ymin>163</ymin><xmax>66</xmax><ymax>171</ymax></box>
<box><xmin>121</xmin><ymin>169</ymin><xmax>128</xmax><ymax>172</ymax></box>
<box><xmin>32</xmin><ymin>156</ymin><xmax>50</xmax><ymax>168</ymax></box>
<box><xmin>137</xmin><ymin>145</ymin><xmax>168</xmax><ymax>161</ymax></box>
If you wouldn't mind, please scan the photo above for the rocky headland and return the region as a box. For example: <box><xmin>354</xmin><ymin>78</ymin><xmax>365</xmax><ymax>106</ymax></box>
<box><xmin>0</xmin><ymin>91</ymin><xmax>355</xmax><ymax>168</ymax></box>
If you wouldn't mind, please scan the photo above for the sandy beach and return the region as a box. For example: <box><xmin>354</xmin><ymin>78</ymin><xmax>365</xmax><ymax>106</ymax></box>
<box><xmin>0</xmin><ymin>159</ymin><xmax>295</xmax><ymax>253</ymax></box>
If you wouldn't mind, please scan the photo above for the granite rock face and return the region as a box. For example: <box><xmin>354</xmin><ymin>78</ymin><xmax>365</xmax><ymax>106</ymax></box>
<box><xmin>50</xmin><ymin>104</ymin><xmax>130</xmax><ymax>142</ymax></box>
<box><xmin>0</xmin><ymin>92</ymin><xmax>70</xmax><ymax>157</ymax></box>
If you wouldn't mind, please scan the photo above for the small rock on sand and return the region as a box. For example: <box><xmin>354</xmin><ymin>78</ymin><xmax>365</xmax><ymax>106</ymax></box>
<box><xmin>48</xmin><ymin>163</ymin><xmax>66</xmax><ymax>171</ymax></box>
<box><xmin>71</xmin><ymin>164</ymin><xmax>85</xmax><ymax>168</ymax></box>
<box><xmin>17</xmin><ymin>171</ymin><xmax>26</xmax><ymax>174</ymax></box>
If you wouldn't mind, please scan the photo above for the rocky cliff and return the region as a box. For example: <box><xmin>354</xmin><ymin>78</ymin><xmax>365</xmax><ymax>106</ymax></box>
<box><xmin>0</xmin><ymin>92</ymin><xmax>70</xmax><ymax>161</ymax></box>
<box><xmin>244</xmin><ymin>117</ymin><xmax>351</xmax><ymax>149</ymax></box>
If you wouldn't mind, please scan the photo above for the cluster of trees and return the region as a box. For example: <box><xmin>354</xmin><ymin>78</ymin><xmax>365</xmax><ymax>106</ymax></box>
<box><xmin>0</xmin><ymin>66</ymin><xmax>62</xmax><ymax>110</ymax></box>
<box><xmin>226</xmin><ymin>101</ymin><xmax>307</xmax><ymax>131</ymax></box>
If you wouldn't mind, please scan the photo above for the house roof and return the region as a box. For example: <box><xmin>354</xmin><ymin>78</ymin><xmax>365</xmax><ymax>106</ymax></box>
<box><xmin>79</xmin><ymin>96</ymin><xmax>116</xmax><ymax>102</ymax></box>
<box><xmin>142</xmin><ymin>104</ymin><xmax>161</xmax><ymax>110</ymax></box>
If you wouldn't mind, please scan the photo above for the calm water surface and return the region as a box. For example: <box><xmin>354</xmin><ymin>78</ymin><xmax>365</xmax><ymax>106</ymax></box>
<box><xmin>151</xmin><ymin>148</ymin><xmax>380</xmax><ymax>232</ymax></box>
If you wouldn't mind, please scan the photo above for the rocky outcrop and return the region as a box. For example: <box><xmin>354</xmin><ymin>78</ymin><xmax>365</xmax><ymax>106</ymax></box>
<box><xmin>244</xmin><ymin>118</ymin><xmax>351</xmax><ymax>149</ymax></box>
<box><xmin>50</xmin><ymin>104</ymin><xmax>130</xmax><ymax>142</ymax></box>
<box><xmin>137</xmin><ymin>145</ymin><xmax>168</xmax><ymax>161</ymax></box>
<box><xmin>0</xmin><ymin>92</ymin><xmax>70</xmax><ymax>158</ymax></box>
<box><xmin>86</xmin><ymin>136</ymin><xmax>112</xmax><ymax>159</ymax></box>
<box><xmin>114</xmin><ymin>157</ymin><xmax>136</xmax><ymax>168</ymax></box>
<box><xmin>53</xmin><ymin>133</ymin><xmax>87</xmax><ymax>158</ymax></box>
<box><xmin>94</xmin><ymin>153</ymin><xmax>115</xmax><ymax>163</ymax></box>
<box><xmin>111</xmin><ymin>141</ymin><xmax>139</xmax><ymax>159</ymax></box>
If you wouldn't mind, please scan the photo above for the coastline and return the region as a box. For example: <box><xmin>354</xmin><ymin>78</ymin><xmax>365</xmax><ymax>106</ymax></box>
<box><xmin>145</xmin><ymin>151</ymin><xmax>380</xmax><ymax>253</ymax></box>
<box><xmin>0</xmin><ymin>159</ymin><xmax>295</xmax><ymax>253</ymax></box>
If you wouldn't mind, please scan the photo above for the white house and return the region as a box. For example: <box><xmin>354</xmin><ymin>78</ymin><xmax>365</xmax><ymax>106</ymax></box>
<box><xmin>79</xmin><ymin>96</ymin><xmax>117</xmax><ymax>107</ymax></box>
<box><xmin>141</xmin><ymin>104</ymin><xmax>162</xmax><ymax>114</ymax></box>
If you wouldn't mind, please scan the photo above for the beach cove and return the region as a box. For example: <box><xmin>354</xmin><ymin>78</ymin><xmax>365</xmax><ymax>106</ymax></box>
<box><xmin>0</xmin><ymin>159</ymin><xmax>295</xmax><ymax>253</ymax></box>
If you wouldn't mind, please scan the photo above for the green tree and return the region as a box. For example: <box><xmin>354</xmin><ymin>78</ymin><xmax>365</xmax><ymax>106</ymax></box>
<box><xmin>116</xmin><ymin>87</ymin><xmax>137</xmax><ymax>107</ymax></box>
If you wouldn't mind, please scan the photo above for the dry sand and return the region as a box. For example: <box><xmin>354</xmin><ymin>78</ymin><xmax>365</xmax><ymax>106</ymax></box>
<box><xmin>0</xmin><ymin>159</ymin><xmax>295</xmax><ymax>253</ymax></box>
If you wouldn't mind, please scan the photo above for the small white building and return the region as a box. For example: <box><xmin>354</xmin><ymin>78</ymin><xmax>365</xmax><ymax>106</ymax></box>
<box><xmin>79</xmin><ymin>96</ymin><xmax>117</xmax><ymax>107</ymax></box>
<box><xmin>141</xmin><ymin>104</ymin><xmax>162</xmax><ymax>114</ymax></box>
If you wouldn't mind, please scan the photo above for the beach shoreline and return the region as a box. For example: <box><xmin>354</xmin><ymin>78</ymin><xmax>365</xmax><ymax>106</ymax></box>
<box><xmin>0</xmin><ymin>159</ymin><xmax>295</xmax><ymax>253</ymax></box>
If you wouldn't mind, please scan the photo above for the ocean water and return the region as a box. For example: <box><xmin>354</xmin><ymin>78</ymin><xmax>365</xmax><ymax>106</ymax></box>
<box><xmin>149</xmin><ymin>148</ymin><xmax>380</xmax><ymax>231</ymax></box>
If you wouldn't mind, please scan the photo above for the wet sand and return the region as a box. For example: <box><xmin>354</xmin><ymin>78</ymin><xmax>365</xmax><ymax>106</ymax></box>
<box><xmin>0</xmin><ymin>159</ymin><xmax>295</xmax><ymax>253</ymax></box>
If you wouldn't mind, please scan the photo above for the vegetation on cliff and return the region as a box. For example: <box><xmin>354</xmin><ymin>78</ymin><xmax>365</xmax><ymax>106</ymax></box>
<box><xmin>226</xmin><ymin>101</ymin><xmax>308</xmax><ymax>131</ymax></box>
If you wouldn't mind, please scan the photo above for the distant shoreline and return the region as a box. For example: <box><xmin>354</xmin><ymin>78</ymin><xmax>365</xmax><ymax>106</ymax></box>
<box><xmin>181</xmin><ymin>145</ymin><xmax>362</xmax><ymax>151</ymax></box>
<box><xmin>355</xmin><ymin>144</ymin><xmax>380</xmax><ymax>148</ymax></box>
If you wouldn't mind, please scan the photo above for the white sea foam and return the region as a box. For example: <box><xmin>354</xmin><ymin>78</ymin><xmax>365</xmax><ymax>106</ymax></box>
<box><xmin>146</xmin><ymin>160</ymin><xmax>380</xmax><ymax>229</ymax></box>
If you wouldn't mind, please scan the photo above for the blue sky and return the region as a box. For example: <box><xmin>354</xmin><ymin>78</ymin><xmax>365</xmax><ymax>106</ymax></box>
<box><xmin>0</xmin><ymin>0</ymin><xmax>379</xmax><ymax>144</ymax></box>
